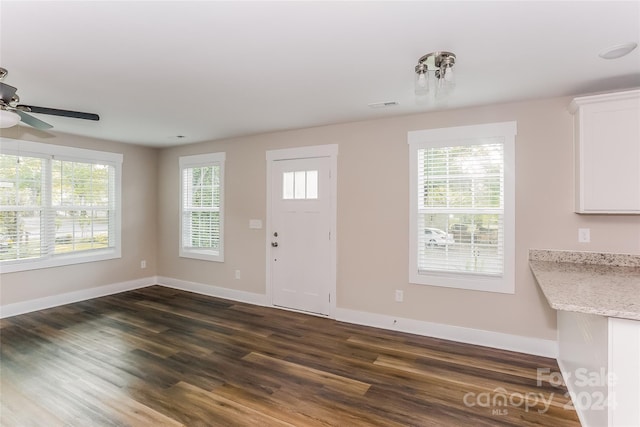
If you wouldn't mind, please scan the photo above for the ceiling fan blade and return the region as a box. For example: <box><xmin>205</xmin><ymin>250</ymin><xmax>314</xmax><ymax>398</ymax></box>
<box><xmin>0</xmin><ymin>82</ymin><xmax>18</xmax><ymax>103</ymax></box>
<box><xmin>17</xmin><ymin>105</ymin><xmax>99</xmax><ymax>121</ymax></box>
<box><xmin>14</xmin><ymin>109</ymin><xmax>54</xmax><ymax>130</ymax></box>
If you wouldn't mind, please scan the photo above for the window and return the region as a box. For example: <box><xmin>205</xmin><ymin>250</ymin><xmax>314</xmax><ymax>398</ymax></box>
<box><xmin>0</xmin><ymin>138</ymin><xmax>122</xmax><ymax>273</ymax></box>
<box><xmin>408</xmin><ymin>122</ymin><xmax>516</xmax><ymax>293</ymax></box>
<box><xmin>179</xmin><ymin>152</ymin><xmax>225</xmax><ymax>262</ymax></box>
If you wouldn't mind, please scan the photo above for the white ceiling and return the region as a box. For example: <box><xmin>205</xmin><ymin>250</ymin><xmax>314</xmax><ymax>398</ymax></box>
<box><xmin>1</xmin><ymin>1</ymin><xmax>639</xmax><ymax>147</ymax></box>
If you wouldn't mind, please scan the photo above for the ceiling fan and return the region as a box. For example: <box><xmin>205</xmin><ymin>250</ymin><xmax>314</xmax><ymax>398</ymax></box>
<box><xmin>0</xmin><ymin>67</ymin><xmax>99</xmax><ymax>130</ymax></box>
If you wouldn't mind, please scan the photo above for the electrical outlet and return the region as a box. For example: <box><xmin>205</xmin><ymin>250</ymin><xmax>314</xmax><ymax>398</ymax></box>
<box><xmin>140</xmin><ymin>260</ymin><xmax>146</xmax><ymax>269</ymax></box>
<box><xmin>235</xmin><ymin>270</ymin><xmax>241</xmax><ymax>280</ymax></box>
<box><xmin>395</xmin><ymin>290</ymin><xmax>404</xmax><ymax>302</ymax></box>
<box><xmin>578</xmin><ymin>228</ymin><xmax>590</xmax><ymax>243</ymax></box>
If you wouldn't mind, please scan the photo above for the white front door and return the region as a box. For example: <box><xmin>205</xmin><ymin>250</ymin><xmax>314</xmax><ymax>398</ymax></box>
<box><xmin>270</xmin><ymin>156</ymin><xmax>332</xmax><ymax>315</ymax></box>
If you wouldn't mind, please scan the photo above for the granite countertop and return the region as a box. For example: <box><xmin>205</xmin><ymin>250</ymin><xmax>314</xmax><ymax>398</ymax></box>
<box><xmin>529</xmin><ymin>249</ymin><xmax>640</xmax><ymax>321</ymax></box>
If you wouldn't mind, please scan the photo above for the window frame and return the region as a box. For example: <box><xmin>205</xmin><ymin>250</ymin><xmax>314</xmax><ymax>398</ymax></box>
<box><xmin>408</xmin><ymin>121</ymin><xmax>516</xmax><ymax>294</ymax></box>
<box><xmin>0</xmin><ymin>138</ymin><xmax>123</xmax><ymax>273</ymax></box>
<box><xmin>179</xmin><ymin>152</ymin><xmax>226</xmax><ymax>262</ymax></box>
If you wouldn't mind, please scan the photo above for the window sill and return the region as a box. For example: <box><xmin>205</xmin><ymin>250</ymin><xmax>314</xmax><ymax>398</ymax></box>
<box><xmin>410</xmin><ymin>270</ymin><xmax>514</xmax><ymax>294</ymax></box>
<box><xmin>179</xmin><ymin>250</ymin><xmax>224</xmax><ymax>263</ymax></box>
<box><xmin>0</xmin><ymin>249</ymin><xmax>121</xmax><ymax>274</ymax></box>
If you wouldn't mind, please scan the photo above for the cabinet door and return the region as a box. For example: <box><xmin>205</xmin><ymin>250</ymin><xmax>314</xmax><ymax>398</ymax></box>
<box><xmin>575</xmin><ymin>93</ymin><xmax>640</xmax><ymax>213</ymax></box>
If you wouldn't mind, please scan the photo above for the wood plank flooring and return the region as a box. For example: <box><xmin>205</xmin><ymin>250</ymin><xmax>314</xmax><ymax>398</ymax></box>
<box><xmin>0</xmin><ymin>286</ymin><xmax>581</xmax><ymax>426</ymax></box>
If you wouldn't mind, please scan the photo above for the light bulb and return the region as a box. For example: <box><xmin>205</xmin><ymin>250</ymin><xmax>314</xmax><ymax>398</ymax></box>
<box><xmin>444</xmin><ymin>67</ymin><xmax>454</xmax><ymax>82</ymax></box>
<box><xmin>417</xmin><ymin>72</ymin><xmax>427</xmax><ymax>88</ymax></box>
<box><xmin>0</xmin><ymin>110</ymin><xmax>21</xmax><ymax>128</ymax></box>
<box><xmin>414</xmin><ymin>70</ymin><xmax>429</xmax><ymax>96</ymax></box>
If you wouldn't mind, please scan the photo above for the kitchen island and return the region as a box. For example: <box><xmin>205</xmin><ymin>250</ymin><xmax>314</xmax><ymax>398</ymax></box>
<box><xmin>530</xmin><ymin>249</ymin><xmax>640</xmax><ymax>427</ymax></box>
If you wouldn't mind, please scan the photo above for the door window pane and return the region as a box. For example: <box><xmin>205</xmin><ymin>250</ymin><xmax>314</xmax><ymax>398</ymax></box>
<box><xmin>283</xmin><ymin>172</ymin><xmax>294</xmax><ymax>199</ymax></box>
<box><xmin>282</xmin><ymin>170</ymin><xmax>319</xmax><ymax>200</ymax></box>
<box><xmin>306</xmin><ymin>170</ymin><xmax>318</xmax><ymax>199</ymax></box>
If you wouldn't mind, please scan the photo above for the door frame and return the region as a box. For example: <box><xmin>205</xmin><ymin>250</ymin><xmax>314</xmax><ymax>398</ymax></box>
<box><xmin>265</xmin><ymin>144</ymin><xmax>338</xmax><ymax>317</ymax></box>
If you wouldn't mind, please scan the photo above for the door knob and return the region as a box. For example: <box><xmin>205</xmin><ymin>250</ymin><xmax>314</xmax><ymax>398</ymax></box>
<box><xmin>271</xmin><ymin>242</ymin><xmax>278</xmax><ymax>247</ymax></box>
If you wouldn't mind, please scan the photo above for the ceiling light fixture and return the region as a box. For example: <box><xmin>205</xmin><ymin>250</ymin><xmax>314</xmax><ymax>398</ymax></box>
<box><xmin>414</xmin><ymin>51</ymin><xmax>457</xmax><ymax>102</ymax></box>
<box><xmin>0</xmin><ymin>108</ymin><xmax>21</xmax><ymax>128</ymax></box>
<box><xmin>598</xmin><ymin>42</ymin><xmax>638</xmax><ymax>60</ymax></box>
<box><xmin>0</xmin><ymin>68</ymin><xmax>21</xmax><ymax>128</ymax></box>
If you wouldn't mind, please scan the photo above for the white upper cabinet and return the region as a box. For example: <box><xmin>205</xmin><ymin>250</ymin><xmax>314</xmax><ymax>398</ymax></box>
<box><xmin>570</xmin><ymin>89</ymin><xmax>640</xmax><ymax>214</ymax></box>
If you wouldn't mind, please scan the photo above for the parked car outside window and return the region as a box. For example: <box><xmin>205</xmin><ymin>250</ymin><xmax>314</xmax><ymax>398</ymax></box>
<box><xmin>449</xmin><ymin>223</ymin><xmax>473</xmax><ymax>243</ymax></box>
<box><xmin>424</xmin><ymin>227</ymin><xmax>455</xmax><ymax>247</ymax></box>
<box><xmin>475</xmin><ymin>226</ymin><xmax>498</xmax><ymax>244</ymax></box>
<box><xmin>448</xmin><ymin>223</ymin><xmax>498</xmax><ymax>244</ymax></box>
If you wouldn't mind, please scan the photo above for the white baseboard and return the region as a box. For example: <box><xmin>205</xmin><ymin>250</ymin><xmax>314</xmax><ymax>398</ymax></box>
<box><xmin>154</xmin><ymin>277</ymin><xmax>557</xmax><ymax>358</ymax></box>
<box><xmin>157</xmin><ymin>276</ymin><xmax>268</xmax><ymax>307</ymax></box>
<box><xmin>0</xmin><ymin>276</ymin><xmax>156</xmax><ymax>319</ymax></box>
<box><xmin>334</xmin><ymin>307</ymin><xmax>558</xmax><ymax>358</ymax></box>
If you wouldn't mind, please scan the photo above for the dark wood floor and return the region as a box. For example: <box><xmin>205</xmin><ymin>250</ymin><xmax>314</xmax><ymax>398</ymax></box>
<box><xmin>1</xmin><ymin>286</ymin><xmax>580</xmax><ymax>426</ymax></box>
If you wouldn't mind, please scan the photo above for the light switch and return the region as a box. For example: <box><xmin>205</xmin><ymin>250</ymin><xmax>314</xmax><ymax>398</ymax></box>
<box><xmin>249</xmin><ymin>219</ymin><xmax>262</xmax><ymax>229</ymax></box>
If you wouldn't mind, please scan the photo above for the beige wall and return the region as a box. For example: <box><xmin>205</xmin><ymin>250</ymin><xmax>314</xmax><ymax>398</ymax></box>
<box><xmin>3</xmin><ymin>95</ymin><xmax>638</xmax><ymax>342</ymax></box>
<box><xmin>0</xmin><ymin>127</ymin><xmax>158</xmax><ymax>304</ymax></box>
<box><xmin>157</xmin><ymin>96</ymin><xmax>640</xmax><ymax>341</ymax></box>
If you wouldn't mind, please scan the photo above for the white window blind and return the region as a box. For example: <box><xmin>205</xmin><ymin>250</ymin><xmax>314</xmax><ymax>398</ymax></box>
<box><xmin>0</xmin><ymin>154</ymin><xmax>46</xmax><ymax>261</ymax></box>
<box><xmin>417</xmin><ymin>140</ymin><xmax>504</xmax><ymax>275</ymax></box>
<box><xmin>52</xmin><ymin>160</ymin><xmax>116</xmax><ymax>254</ymax></box>
<box><xmin>408</xmin><ymin>122</ymin><xmax>516</xmax><ymax>294</ymax></box>
<box><xmin>0</xmin><ymin>138</ymin><xmax>122</xmax><ymax>273</ymax></box>
<box><xmin>179</xmin><ymin>152</ymin><xmax>225</xmax><ymax>262</ymax></box>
